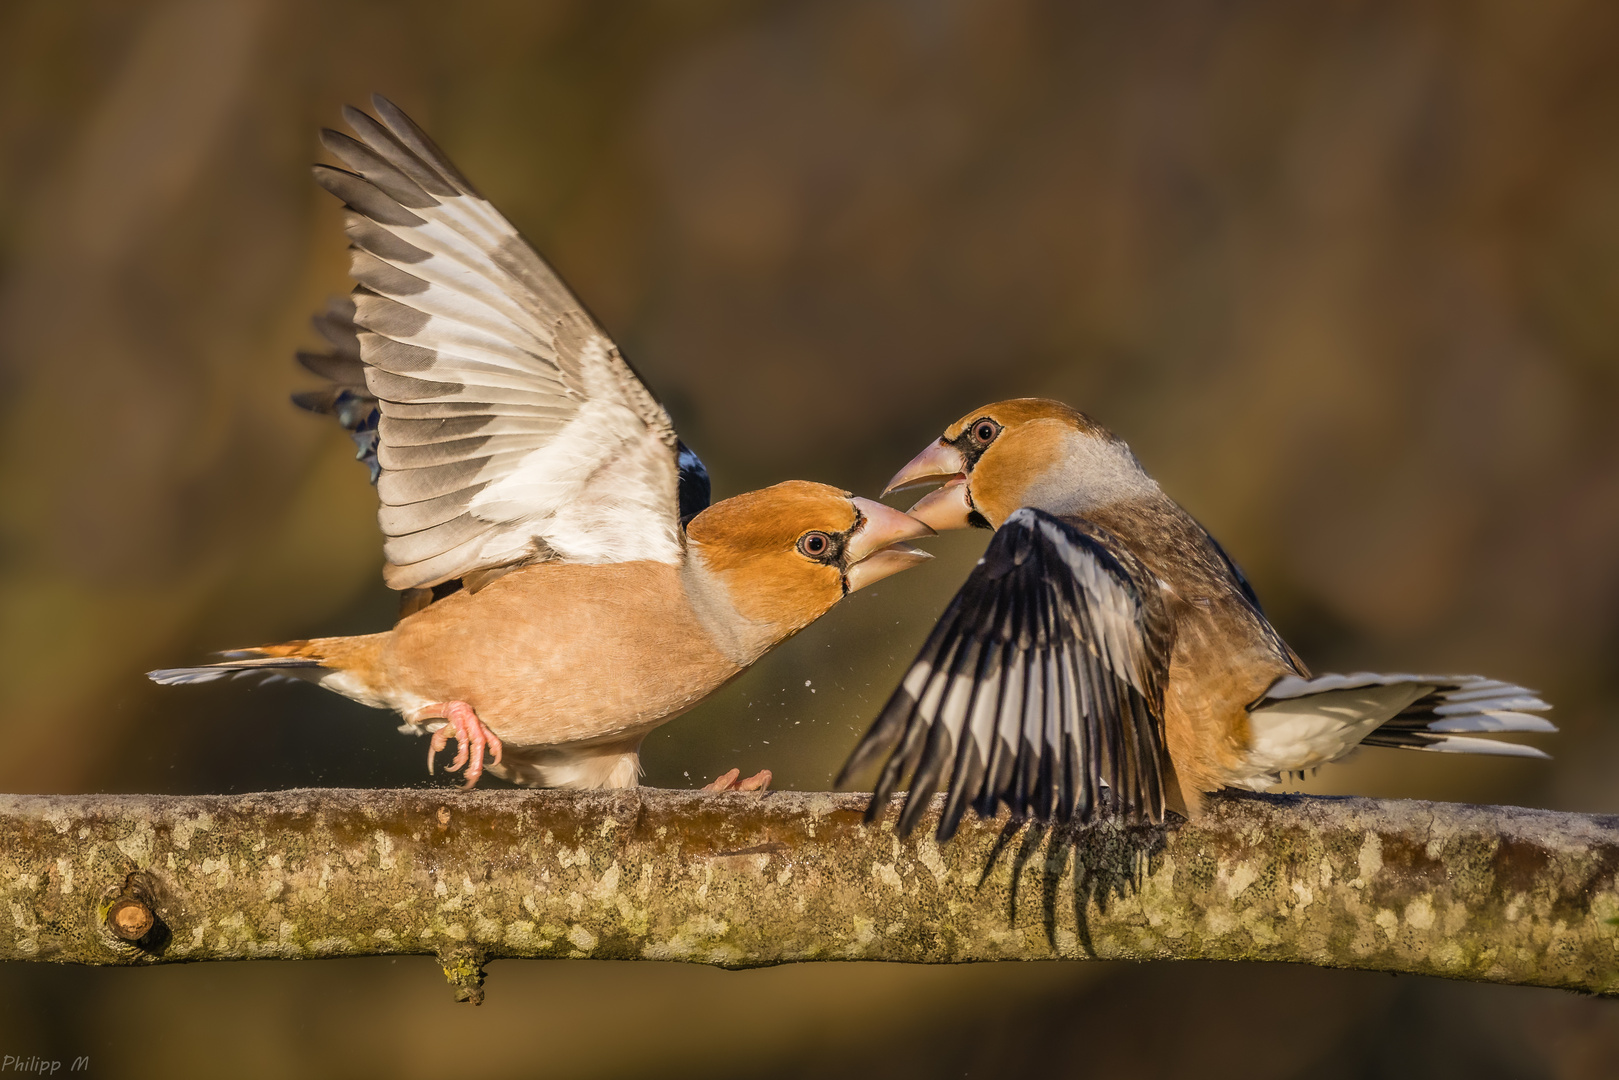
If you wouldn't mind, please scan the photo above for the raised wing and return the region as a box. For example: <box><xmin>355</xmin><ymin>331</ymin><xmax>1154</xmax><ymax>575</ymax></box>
<box><xmin>295</xmin><ymin>296</ymin><xmax>714</xmax><ymax>545</ymax></box>
<box><xmin>306</xmin><ymin>95</ymin><xmax>694</xmax><ymax>589</ymax></box>
<box><xmin>838</xmin><ymin>508</ymin><xmax>1177</xmax><ymax>840</ymax></box>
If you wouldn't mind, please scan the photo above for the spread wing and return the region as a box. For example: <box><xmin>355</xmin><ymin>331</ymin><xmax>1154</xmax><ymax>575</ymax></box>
<box><xmin>838</xmin><ymin>508</ymin><xmax>1177</xmax><ymax>840</ymax></box>
<box><xmin>302</xmin><ymin>95</ymin><xmax>701</xmax><ymax>589</ymax></box>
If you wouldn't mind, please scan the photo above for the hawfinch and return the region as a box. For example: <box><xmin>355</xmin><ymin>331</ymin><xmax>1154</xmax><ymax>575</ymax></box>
<box><xmin>838</xmin><ymin>398</ymin><xmax>1553</xmax><ymax>839</ymax></box>
<box><xmin>150</xmin><ymin>97</ymin><xmax>933</xmax><ymax>790</ymax></box>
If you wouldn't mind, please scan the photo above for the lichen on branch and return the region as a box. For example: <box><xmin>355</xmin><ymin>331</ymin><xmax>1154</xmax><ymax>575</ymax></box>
<box><xmin>1</xmin><ymin>788</ymin><xmax>1616</xmax><ymax>1001</ymax></box>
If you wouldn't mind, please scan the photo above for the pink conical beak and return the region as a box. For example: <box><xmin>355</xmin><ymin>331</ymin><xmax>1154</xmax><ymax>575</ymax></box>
<box><xmin>844</xmin><ymin>497</ymin><xmax>935</xmax><ymax>591</ymax></box>
<box><xmin>883</xmin><ymin>441</ymin><xmax>967</xmax><ymax>496</ymax></box>
<box><xmin>906</xmin><ymin>479</ymin><xmax>975</xmax><ymax>532</ymax></box>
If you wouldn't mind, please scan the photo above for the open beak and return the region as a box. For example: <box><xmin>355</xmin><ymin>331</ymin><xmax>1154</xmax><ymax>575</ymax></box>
<box><xmin>844</xmin><ymin>497</ymin><xmax>935</xmax><ymax>592</ymax></box>
<box><xmin>906</xmin><ymin>479</ymin><xmax>975</xmax><ymax>532</ymax></box>
<box><xmin>883</xmin><ymin>440</ymin><xmax>967</xmax><ymax>495</ymax></box>
<box><xmin>884</xmin><ymin>438</ymin><xmax>978</xmax><ymax>532</ymax></box>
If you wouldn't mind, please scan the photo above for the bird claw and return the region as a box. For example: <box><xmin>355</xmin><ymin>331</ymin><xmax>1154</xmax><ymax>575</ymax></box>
<box><xmin>702</xmin><ymin>767</ymin><xmax>772</xmax><ymax>793</ymax></box>
<box><xmin>415</xmin><ymin>701</ymin><xmax>504</xmax><ymax>788</ymax></box>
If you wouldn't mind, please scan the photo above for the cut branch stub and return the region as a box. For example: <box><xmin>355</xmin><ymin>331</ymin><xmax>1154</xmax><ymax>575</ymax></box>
<box><xmin>97</xmin><ymin>869</ymin><xmax>169</xmax><ymax>953</ymax></box>
<box><xmin>107</xmin><ymin>898</ymin><xmax>154</xmax><ymax>942</ymax></box>
<box><xmin>0</xmin><ymin>788</ymin><xmax>1615</xmax><ymax>1002</ymax></box>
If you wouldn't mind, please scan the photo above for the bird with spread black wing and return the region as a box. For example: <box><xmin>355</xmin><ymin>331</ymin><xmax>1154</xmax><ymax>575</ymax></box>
<box><xmin>839</xmin><ymin>398</ymin><xmax>1553</xmax><ymax>839</ymax></box>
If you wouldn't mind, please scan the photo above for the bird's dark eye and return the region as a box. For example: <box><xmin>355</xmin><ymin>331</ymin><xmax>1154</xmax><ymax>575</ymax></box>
<box><xmin>971</xmin><ymin>418</ymin><xmax>1000</xmax><ymax>445</ymax></box>
<box><xmin>798</xmin><ymin>531</ymin><xmax>831</xmax><ymax>558</ymax></box>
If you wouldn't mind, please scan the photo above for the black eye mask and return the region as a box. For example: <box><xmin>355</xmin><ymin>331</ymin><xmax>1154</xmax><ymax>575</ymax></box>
<box><xmin>798</xmin><ymin>529</ymin><xmax>847</xmax><ymax>565</ymax></box>
<box><xmin>949</xmin><ymin>422</ymin><xmax>996</xmax><ymax>470</ymax></box>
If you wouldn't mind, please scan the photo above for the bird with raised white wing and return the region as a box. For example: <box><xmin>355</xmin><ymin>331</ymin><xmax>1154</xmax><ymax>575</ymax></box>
<box><xmin>149</xmin><ymin>97</ymin><xmax>933</xmax><ymax>791</ymax></box>
<box><xmin>838</xmin><ymin>398</ymin><xmax>1553</xmax><ymax>839</ymax></box>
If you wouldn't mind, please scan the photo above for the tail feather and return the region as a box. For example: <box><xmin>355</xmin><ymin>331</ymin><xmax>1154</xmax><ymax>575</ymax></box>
<box><xmin>1256</xmin><ymin>672</ymin><xmax>1554</xmax><ymax>760</ymax></box>
<box><xmin>147</xmin><ymin>642</ymin><xmax>329</xmax><ymax>687</ymax></box>
<box><xmin>1424</xmin><ymin>711</ymin><xmax>1555</xmax><ymax>733</ymax></box>
<box><xmin>149</xmin><ymin>633</ymin><xmax>391</xmax><ymax>711</ymax></box>
<box><xmin>1363</xmin><ymin>731</ymin><xmax>1551</xmax><ymax>759</ymax></box>
<box><xmin>1434</xmin><ymin>682</ymin><xmax>1543</xmax><ymax>705</ymax></box>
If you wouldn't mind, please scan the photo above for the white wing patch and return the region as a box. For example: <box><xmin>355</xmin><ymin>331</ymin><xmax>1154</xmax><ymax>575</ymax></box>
<box><xmin>313</xmin><ymin>98</ymin><xmax>683</xmax><ymax>587</ymax></box>
<box><xmin>469</xmin><ymin>334</ymin><xmax>681</xmax><ymax>565</ymax></box>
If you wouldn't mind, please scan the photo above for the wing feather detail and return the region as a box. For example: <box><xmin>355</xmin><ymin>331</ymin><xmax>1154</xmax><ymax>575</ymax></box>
<box><xmin>838</xmin><ymin>508</ymin><xmax>1177</xmax><ymax>839</ymax></box>
<box><xmin>298</xmin><ymin>96</ymin><xmax>699</xmax><ymax>588</ymax></box>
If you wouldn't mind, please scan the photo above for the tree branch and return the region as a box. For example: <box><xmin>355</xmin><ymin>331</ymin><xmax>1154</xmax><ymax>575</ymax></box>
<box><xmin>3</xmin><ymin>788</ymin><xmax>1615</xmax><ymax>1002</ymax></box>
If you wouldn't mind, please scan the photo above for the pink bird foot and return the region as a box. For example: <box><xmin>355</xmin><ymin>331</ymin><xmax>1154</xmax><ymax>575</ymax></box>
<box><xmin>414</xmin><ymin>701</ymin><xmax>504</xmax><ymax>788</ymax></box>
<box><xmin>702</xmin><ymin>767</ymin><xmax>773</xmax><ymax>792</ymax></box>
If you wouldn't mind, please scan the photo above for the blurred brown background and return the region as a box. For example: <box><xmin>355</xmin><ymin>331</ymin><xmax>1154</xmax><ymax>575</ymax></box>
<box><xmin>3</xmin><ymin>0</ymin><xmax>1619</xmax><ymax>1076</ymax></box>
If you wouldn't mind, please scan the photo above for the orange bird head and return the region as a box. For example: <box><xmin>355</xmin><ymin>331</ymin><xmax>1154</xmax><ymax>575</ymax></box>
<box><xmin>686</xmin><ymin>480</ymin><xmax>935</xmax><ymax>638</ymax></box>
<box><xmin>883</xmin><ymin>398</ymin><xmax>1155</xmax><ymax>529</ymax></box>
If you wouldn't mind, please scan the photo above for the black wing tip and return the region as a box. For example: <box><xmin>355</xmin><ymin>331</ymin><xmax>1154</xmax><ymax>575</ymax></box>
<box><xmin>835</xmin><ymin>728</ymin><xmax>895</xmax><ymax>792</ymax></box>
<box><xmin>290</xmin><ymin>388</ymin><xmax>334</xmax><ymax>414</ymax></box>
<box><xmin>935</xmin><ymin>814</ymin><xmax>966</xmax><ymax>843</ymax></box>
<box><xmin>318</xmin><ymin>126</ymin><xmax>356</xmax><ymax>152</ymax></box>
<box><xmin>365</xmin><ymin>94</ymin><xmax>482</xmax><ymax>197</ymax></box>
<box><xmin>836</xmin><ymin>679</ymin><xmax>926</xmax><ymax>790</ymax></box>
<box><xmin>860</xmin><ymin>792</ymin><xmax>888</xmax><ymax>826</ymax></box>
<box><xmin>311</xmin><ymin>163</ymin><xmax>427</xmax><ymax>228</ymax></box>
<box><xmin>294</xmin><ymin>280</ymin><xmax>376</xmax><ymax>478</ymax></box>
<box><xmin>934</xmin><ymin>802</ymin><xmax>967</xmax><ymax>843</ymax></box>
<box><xmin>893</xmin><ymin>797</ymin><xmax>926</xmax><ymax>838</ymax></box>
<box><xmin>309</xmin><ymin>160</ymin><xmax>355</xmax><ymax>183</ymax></box>
<box><xmin>896</xmin><ymin>779</ymin><xmax>939</xmax><ymax>837</ymax></box>
<box><xmin>313</xmin><ymin>296</ymin><xmax>359</xmax><ymax>344</ymax></box>
<box><xmin>294</xmin><ymin>349</ymin><xmax>362</xmax><ymax>384</ymax></box>
<box><xmin>290</xmin><ymin>383</ymin><xmax>379</xmax><ymax>482</ymax></box>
